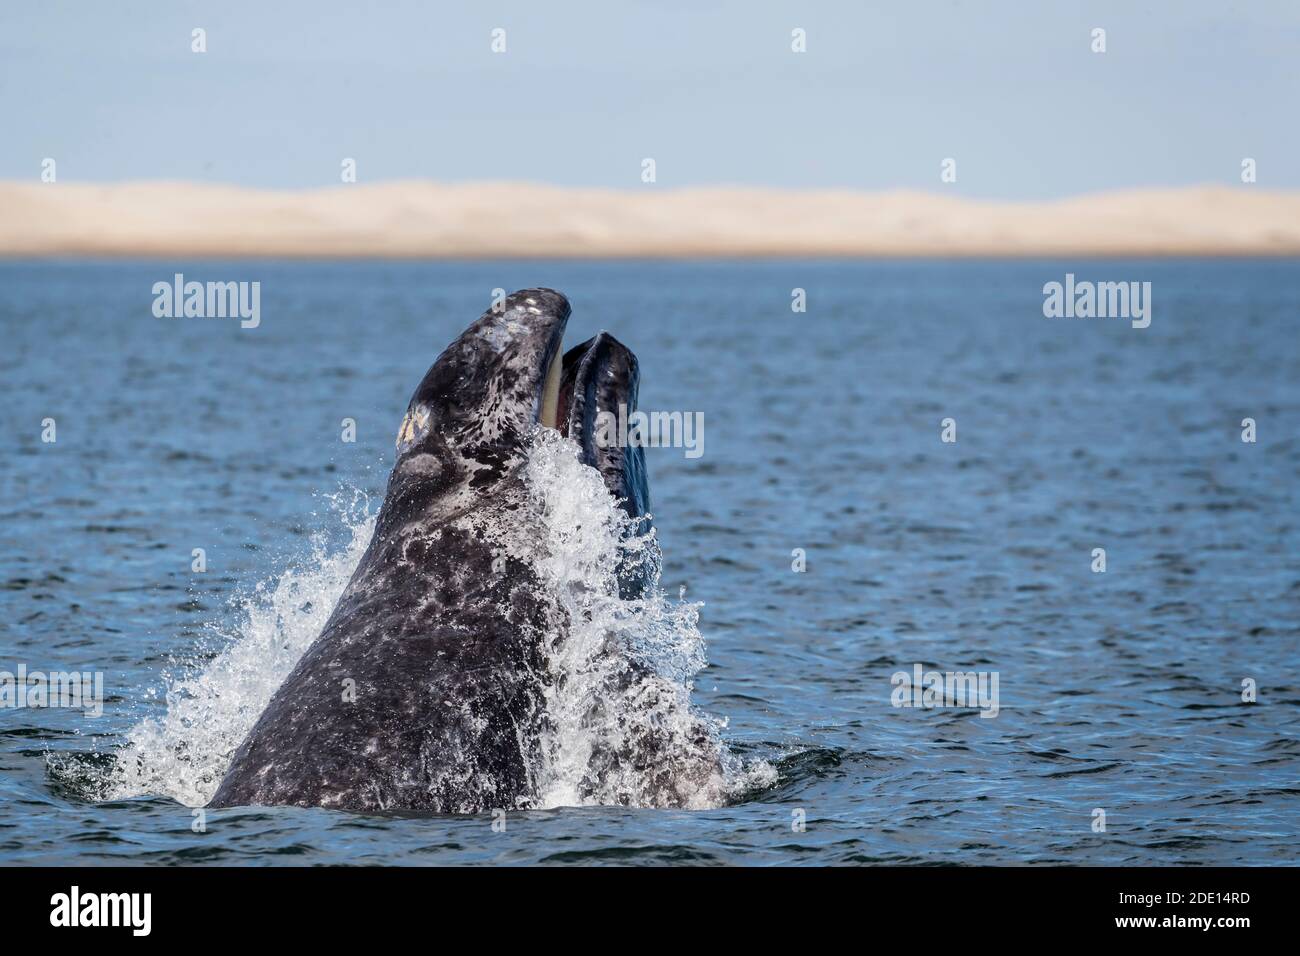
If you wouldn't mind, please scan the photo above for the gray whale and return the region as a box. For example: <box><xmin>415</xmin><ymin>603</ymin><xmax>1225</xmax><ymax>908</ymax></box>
<box><xmin>208</xmin><ymin>289</ymin><xmax>662</xmax><ymax>812</ymax></box>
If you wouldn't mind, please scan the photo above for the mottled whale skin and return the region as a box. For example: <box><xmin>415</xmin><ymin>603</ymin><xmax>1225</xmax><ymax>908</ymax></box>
<box><xmin>209</xmin><ymin>289</ymin><xmax>649</xmax><ymax>812</ymax></box>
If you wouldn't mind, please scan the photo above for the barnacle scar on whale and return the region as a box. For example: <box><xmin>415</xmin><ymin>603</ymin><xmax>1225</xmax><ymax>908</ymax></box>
<box><xmin>208</xmin><ymin>288</ymin><xmax>726</xmax><ymax>812</ymax></box>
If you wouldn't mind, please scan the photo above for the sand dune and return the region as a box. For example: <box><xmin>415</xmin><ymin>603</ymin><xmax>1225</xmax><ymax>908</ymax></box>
<box><xmin>2</xmin><ymin>180</ymin><xmax>1298</xmax><ymax>258</ymax></box>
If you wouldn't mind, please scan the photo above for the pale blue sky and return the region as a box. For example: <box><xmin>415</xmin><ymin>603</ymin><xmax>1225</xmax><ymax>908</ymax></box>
<box><xmin>2</xmin><ymin>0</ymin><xmax>1297</xmax><ymax>198</ymax></box>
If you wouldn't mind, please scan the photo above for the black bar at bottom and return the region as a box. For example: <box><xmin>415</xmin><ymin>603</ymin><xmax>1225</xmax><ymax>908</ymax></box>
<box><xmin>0</xmin><ymin>865</ymin><xmax>1286</xmax><ymax>941</ymax></box>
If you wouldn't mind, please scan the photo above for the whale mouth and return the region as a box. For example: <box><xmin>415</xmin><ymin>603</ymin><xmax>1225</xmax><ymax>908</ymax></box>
<box><xmin>539</xmin><ymin>347</ymin><xmax>563</xmax><ymax>431</ymax></box>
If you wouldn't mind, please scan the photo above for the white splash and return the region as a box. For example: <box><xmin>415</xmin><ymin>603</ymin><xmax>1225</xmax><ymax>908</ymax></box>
<box><xmin>522</xmin><ymin>428</ymin><xmax>772</xmax><ymax>809</ymax></box>
<box><xmin>106</xmin><ymin>492</ymin><xmax>377</xmax><ymax>807</ymax></box>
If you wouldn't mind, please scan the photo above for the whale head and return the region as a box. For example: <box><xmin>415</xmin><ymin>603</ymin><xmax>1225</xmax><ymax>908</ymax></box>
<box><xmin>381</xmin><ymin>289</ymin><xmax>649</xmax><ymax>533</ymax></box>
<box><xmin>398</xmin><ymin>288</ymin><xmax>569</xmax><ymax>458</ymax></box>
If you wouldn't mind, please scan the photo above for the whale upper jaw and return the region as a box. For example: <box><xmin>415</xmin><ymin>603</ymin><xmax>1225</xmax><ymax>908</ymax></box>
<box><xmin>397</xmin><ymin>288</ymin><xmax>571</xmax><ymax>460</ymax></box>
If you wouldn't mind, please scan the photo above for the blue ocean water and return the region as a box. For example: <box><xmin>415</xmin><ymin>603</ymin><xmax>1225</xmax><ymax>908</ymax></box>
<box><xmin>1</xmin><ymin>258</ymin><xmax>1297</xmax><ymax>865</ymax></box>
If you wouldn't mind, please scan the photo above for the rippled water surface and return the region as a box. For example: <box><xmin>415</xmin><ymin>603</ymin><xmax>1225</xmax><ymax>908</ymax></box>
<box><xmin>2</xmin><ymin>259</ymin><xmax>1298</xmax><ymax>865</ymax></box>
